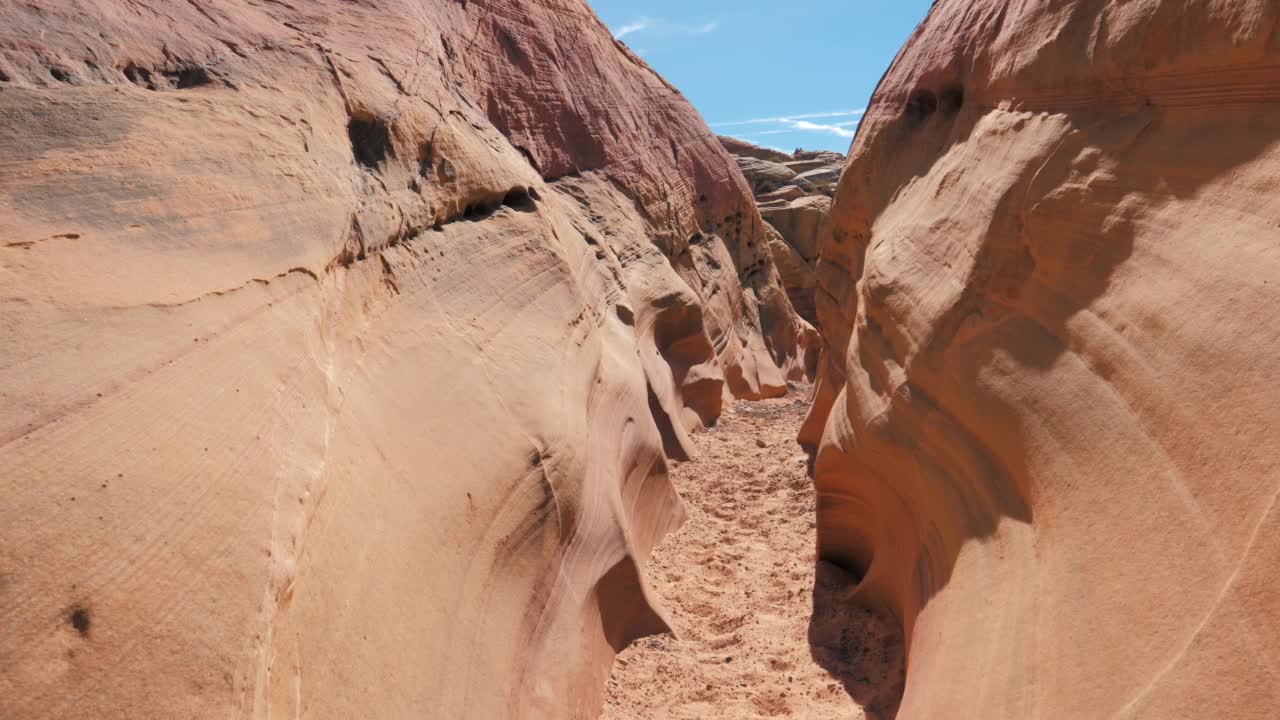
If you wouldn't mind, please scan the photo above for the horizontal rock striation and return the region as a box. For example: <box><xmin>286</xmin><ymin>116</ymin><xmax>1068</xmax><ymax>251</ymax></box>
<box><xmin>721</xmin><ymin>137</ymin><xmax>843</xmax><ymax>328</ymax></box>
<box><xmin>803</xmin><ymin>0</ymin><xmax>1280</xmax><ymax>718</ymax></box>
<box><xmin>0</xmin><ymin>1</ymin><xmax>809</xmax><ymax>718</ymax></box>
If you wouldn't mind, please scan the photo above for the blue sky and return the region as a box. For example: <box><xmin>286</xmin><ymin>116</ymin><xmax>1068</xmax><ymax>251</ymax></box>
<box><xmin>586</xmin><ymin>1</ymin><xmax>933</xmax><ymax>154</ymax></box>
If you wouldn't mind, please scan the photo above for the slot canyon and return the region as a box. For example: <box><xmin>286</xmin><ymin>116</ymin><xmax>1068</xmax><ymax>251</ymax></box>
<box><xmin>2</xmin><ymin>1</ymin><xmax>1279</xmax><ymax>719</ymax></box>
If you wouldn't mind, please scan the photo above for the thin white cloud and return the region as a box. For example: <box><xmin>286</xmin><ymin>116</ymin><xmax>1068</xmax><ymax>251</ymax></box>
<box><xmin>612</xmin><ymin>17</ymin><xmax>720</xmax><ymax>41</ymax></box>
<box><xmin>792</xmin><ymin>120</ymin><xmax>857</xmax><ymax>138</ymax></box>
<box><xmin>614</xmin><ymin>17</ymin><xmax>651</xmax><ymax>39</ymax></box>
<box><xmin>725</xmin><ymin>114</ymin><xmax>863</xmax><ymax>140</ymax></box>
<box><xmin>711</xmin><ymin>109</ymin><xmax>865</xmax><ymax>128</ymax></box>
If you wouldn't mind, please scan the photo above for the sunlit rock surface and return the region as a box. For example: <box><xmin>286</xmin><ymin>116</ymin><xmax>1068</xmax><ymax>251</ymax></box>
<box><xmin>803</xmin><ymin>0</ymin><xmax>1280</xmax><ymax>718</ymax></box>
<box><xmin>720</xmin><ymin>137</ymin><xmax>842</xmax><ymax>328</ymax></box>
<box><xmin>0</xmin><ymin>1</ymin><xmax>810</xmax><ymax>718</ymax></box>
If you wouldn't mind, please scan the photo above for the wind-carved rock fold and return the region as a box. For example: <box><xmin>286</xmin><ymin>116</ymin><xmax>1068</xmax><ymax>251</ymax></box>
<box><xmin>718</xmin><ymin>136</ymin><xmax>843</xmax><ymax>331</ymax></box>
<box><xmin>0</xmin><ymin>2</ymin><xmax>811</xmax><ymax>718</ymax></box>
<box><xmin>804</xmin><ymin>1</ymin><xmax>1280</xmax><ymax>718</ymax></box>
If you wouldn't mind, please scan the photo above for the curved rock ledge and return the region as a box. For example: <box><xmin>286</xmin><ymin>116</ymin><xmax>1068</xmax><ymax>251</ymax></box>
<box><xmin>803</xmin><ymin>1</ymin><xmax>1280</xmax><ymax>718</ymax></box>
<box><xmin>0</xmin><ymin>2</ymin><xmax>809</xmax><ymax>718</ymax></box>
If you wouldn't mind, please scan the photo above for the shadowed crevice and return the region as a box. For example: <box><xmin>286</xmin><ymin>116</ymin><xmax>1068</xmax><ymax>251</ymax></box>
<box><xmin>808</xmin><ymin>562</ymin><xmax>904</xmax><ymax>720</ymax></box>
<box><xmin>597</xmin><ymin>556</ymin><xmax>672</xmax><ymax>654</ymax></box>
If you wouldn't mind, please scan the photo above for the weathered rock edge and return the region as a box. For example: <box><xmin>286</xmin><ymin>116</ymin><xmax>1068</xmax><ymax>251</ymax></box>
<box><xmin>0</xmin><ymin>1</ymin><xmax>810</xmax><ymax>718</ymax></box>
<box><xmin>804</xmin><ymin>1</ymin><xmax>1280</xmax><ymax>718</ymax></box>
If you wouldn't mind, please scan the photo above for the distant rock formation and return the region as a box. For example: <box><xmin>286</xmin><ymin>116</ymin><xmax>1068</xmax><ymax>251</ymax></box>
<box><xmin>802</xmin><ymin>1</ymin><xmax>1280</xmax><ymax>718</ymax></box>
<box><xmin>0</xmin><ymin>2</ymin><xmax>811</xmax><ymax>718</ymax></box>
<box><xmin>719</xmin><ymin>137</ymin><xmax>845</xmax><ymax>325</ymax></box>
<box><xmin>717</xmin><ymin>135</ymin><xmax>793</xmax><ymax>163</ymax></box>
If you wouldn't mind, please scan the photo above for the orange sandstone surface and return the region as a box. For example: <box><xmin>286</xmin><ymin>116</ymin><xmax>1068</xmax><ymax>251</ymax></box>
<box><xmin>804</xmin><ymin>0</ymin><xmax>1280</xmax><ymax>718</ymax></box>
<box><xmin>0</xmin><ymin>2</ymin><xmax>813</xmax><ymax>718</ymax></box>
<box><xmin>6</xmin><ymin>0</ymin><xmax>1280</xmax><ymax>718</ymax></box>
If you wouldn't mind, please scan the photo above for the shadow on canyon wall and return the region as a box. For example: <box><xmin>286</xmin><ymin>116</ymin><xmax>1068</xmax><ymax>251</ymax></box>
<box><xmin>804</xmin><ymin>48</ymin><xmax>1280</xmax><ymax>709</ymax></box>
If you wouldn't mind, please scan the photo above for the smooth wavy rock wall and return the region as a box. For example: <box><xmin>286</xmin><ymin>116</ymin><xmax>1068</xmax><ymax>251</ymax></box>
<box><xmin>802</xmin><ymin>0</ymin><xmax>1280</xmax><ymax>717</ymax></box>
<box><xmin>0</xmin><ymin>2</ymin><xmax>811</xmax><ymax>718</ymax></box>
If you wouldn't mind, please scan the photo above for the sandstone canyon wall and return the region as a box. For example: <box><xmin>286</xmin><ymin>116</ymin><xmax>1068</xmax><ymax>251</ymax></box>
<box><xmin>0</xmin><ymin>2</ymin><xmax>809</xmax><ymax>718</ymax></box>
<box><xmin>719</xmin><ymin>136</ymin><xmax>843</xmax><ymax>328</ymax></box>
<box><xmin>803</xmin><ymin>0</ymin><xmax>1280</xmax><ymax>718</ymax></box>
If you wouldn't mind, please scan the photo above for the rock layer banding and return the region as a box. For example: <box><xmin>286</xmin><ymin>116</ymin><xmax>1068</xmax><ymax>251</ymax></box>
<box><xmin>803</xmin><ymin>0</ymin><xmax>1280</xmax><ymax>718</ymax></box>
<box><xmin>0</xmin><ymin>2</ymin><xmax>810</xmax><ymax>718</ymax></box>
<box><xmin>720</xmin><ymin>137</ymin><xmax>844</xmax><ymax>329</ymax></box>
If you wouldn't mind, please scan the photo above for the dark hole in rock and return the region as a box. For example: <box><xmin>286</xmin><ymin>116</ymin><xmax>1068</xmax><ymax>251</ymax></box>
<box><xmin>49</xmin><ymin>66</ymin><xmax>72</xmax><ymax>83</ymax></box>
<box><xmin>432</xmin><ymin>221</ymin><xmax>444</xmax><ymax>232</ymax></box>
<box><xmin>527</xmin><ymin>187</ymin><xmax>542</xmax><ymax>201</ymax></box>
<box><xmin>689</xmin><ymin>233</ymin><xmax>705</xmax><ymax>246</ymax></box>
<box><xmin>165</xmin><ymin>65</ymin><xmax>211</xmax><ymax>89</ymax></box>
<box><xmin>906</xmin><ymin>89</ymin><xmax>938</xmax><ymax>120</ymax></box>
<box><xmin>669</xmin><ymin>138</ymin><xmax>680</xmax><ymax>161</ymax></box>
<box><xmin>123</xmin><ymin>64</ymin><xmax>154</xmax><ymax>88</ymax></box>
<box><xmin>502</xmin><ymin>187</ymin><xmax>537</xmax><ymax>212</ymax></box>
<box><xmin>698</xmin><ymin>194</ymin><xmax>708</xmax><ymax>203</ymax></box>
<box><xmin>463</xmin><ymin>202</ymin><xmax>498</xmax><ymax>220</ymax></box>
<box><xmin>0</xmin><ymin>68</ymin><xmax>11</xmax><ymax>82</ymax></box>
<box><xmin>940</xmin><ymin>84</ymin><xmax>965</xmax><ymax>113</ymax></box>
<box><xmin>69</xmin><ymin>606</ymin><xmax>91</xmax><ymax>636</ymax></box>
<box><xmin>348</xmin><ymin>115</ymin><xmax>394</xmax><ymax>170</ymax></box>
<box><xmin>615</xmin><ymin>305</ymin><xmax>636</xmax><ymax>326</ymax></box>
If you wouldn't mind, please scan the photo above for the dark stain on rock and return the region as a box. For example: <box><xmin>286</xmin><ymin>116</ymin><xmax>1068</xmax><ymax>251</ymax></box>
<box><xmin>905</xmin><ymin>89</ymin><xmax>938</xmax><ymax>122</ymax></box>
<box><xmin>348</xmin><ymin>113</ymin><xmax>394</xmax><ymax>170</ymax></box>
<box><xmin>69</xmin><ymin>604</ymin><xmax>91</xmax><ymax>637</ymax></box>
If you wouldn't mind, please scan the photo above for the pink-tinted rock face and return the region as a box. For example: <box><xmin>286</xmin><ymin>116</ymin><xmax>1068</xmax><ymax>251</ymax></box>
<box><xmin>720</xmin><ymin>137</ymin><xmax>841</xmax><ymax>330</ymax></box>
<box><xmin>717</xmin><ymin>135</ymin><xmax>793</xmax><ymax>163</ymax></box>
<box><xmin>0</xmin><ymin>2</ymin><xmax>808</xmax><ymax>718</ymax></box>
<box><xmin>759</xmin><ymin>196</ymin><xmax>830</xmax><ymax>326</ymax></box>
<box><xmin>803</xmin><ymin>0</ymin><xmax>1280</xmax><ymax>718</ymax></box>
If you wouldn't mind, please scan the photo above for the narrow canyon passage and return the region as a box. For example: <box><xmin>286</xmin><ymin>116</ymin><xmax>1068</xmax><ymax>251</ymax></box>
<box><xmin>601</xmin><ymin>387</ymin><xmax>905</xmax><ymax>719</ymax></box>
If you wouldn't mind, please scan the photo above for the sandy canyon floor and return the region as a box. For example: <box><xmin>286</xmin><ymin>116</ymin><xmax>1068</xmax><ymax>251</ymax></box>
<box><xmin>602</xmin><ymin>387</ymin><xmax>904</xmax><ymax>719</ymax></box>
